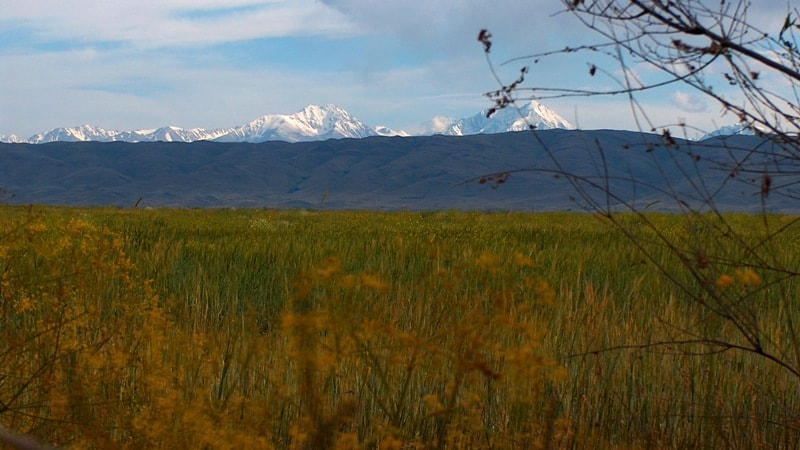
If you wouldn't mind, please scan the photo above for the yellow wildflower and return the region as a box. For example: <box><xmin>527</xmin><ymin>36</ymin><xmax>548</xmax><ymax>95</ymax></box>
<box><xmin>334</xmin><ymin>432</ymin><xmax>360</xmax><ymax>450</ymax></box>
<box><xmin>341</xmin><ymin>274</ymin><xmax>356</xmax><ymax>289</ymax></box>
<box><xmin>315</xmin><ymin>257</ymin><xmax>340</xmax><ymax>279</ymax></box>
<box><xmin>361</xmin><ymin>273</ymin><xmax>389</xmax><ymax>292</ymax></box>
<box><xmin>476</xmin><ymin>252</ymin><xmax>500</xmax><ymax>269</ymax></box>
<box><xmin>15</xmin><ymin>296</ymin><xmax>34</xmax><ymax>313</ymax></box>
<box><xmin>28</xmin><ymin>222</ymin><xmax>46</xmax><ymax>233</ymax></box>
<box><xmin>379</xmin><ymin>436</ymin><xmax>404</xmax><ymax>450</ymax></box>
<box><xmin>514</xmin><ymin>251</ymin><xmax>534</xmax><ymax>267</ymax></box>
<box><xmin>533</xmin><ymin>279</ymin><xmax>556</xmax><ymax>304</ymax></box>
<box><xmin>423</xmin><ymin>394</ymin><xmax>445</xmax><ymax>416</ymax></box>
<box><xmin>736</xmin><ymin>268</ymin><xmax>761</xmax><ymax>287</ymax></box>
<box><xmin>715</xmin><ymin>273</ymin><xmax>734</xmax><ymax>289</ymax></box>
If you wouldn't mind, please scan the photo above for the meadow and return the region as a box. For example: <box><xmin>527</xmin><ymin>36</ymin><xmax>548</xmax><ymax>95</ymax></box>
<box><xmin>1</xmin><ymin>206</ymin><xmax>798</xmax><ymax>449</ymax></box>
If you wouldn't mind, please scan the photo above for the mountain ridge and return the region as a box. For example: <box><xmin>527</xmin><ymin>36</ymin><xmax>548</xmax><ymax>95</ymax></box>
<box><xmin>1</xmin><ymin>130</ymin><xmax>794</xmax><ymax>212</ymax></box>
<box><xmin>435</xmin><ymin>100</ymin><xmax>576</xmax><ymax>135</ymax></box>
<box><xmin>1</xmin><ymin>101</ymin><xmax>571</xmax><ymax>144</ymax></box>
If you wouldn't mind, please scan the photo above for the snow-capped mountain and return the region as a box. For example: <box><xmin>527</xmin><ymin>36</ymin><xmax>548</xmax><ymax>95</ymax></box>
<box><xmin>23</xmin><ymin>124</ymin><xmax>230</xmax><ymax>144</ymax></box>
<box><xmin>374</xmin><ymin>125</ymin><xmax>409</xmax><ymax>137</ymax></box>
<box><xmin>425</xmin><ymin>100</ymin><xmax>575</xmax><ymax>136</ymax></box>
<box><xmin>0</xmin><ymin>134</ymin><xmax>24</xmax><ymax>143</ymax></box>
<box><xmin>128</xmin><ymin>126</ymin><xmax>231</xmax><ymax>143</ymax></box>
<box><xmin>216</xmin><ymin>104</ymin><xmax>380</xmax><ymax>143</ymax></box>
<box><xmin>2</xmin><ymin>100</ymin><xmax>573</xmax><ymax>144</ymax></box>
<box><xmin>9</xmin><ymin>105</ymin><xmax>401</xmax><ymax>145</ymax></box>
<box><xmin>27</xmin><ymin>125</ymin><xmax>121</xmax><ymax>144</ymax></box>
<box><xmin>698</xmin><ymin>124</ymin><xmax>756</xmax><ymax>141</ymax></box>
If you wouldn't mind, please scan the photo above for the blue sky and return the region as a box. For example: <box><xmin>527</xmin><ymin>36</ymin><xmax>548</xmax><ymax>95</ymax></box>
<box><xmin>0</xmin><ymin>0</ymin><xmax>777</xmax><ymax>138</ymax></box>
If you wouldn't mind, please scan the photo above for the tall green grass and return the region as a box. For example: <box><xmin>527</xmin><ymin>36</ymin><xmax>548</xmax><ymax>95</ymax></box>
<box><xmin>0</xmin><ymin>206</ymin><xmax>798</xmax><ymax>448</ymax></box>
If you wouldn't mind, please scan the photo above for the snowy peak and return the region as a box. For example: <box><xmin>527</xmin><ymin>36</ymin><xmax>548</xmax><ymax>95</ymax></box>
<box><xmin>374</xmin><ymin>125</ymin><xmax>409</xmax><ymax>137</ymax></box>
<box><xmin>0</xmin><ymin>134</ymin><xmax>25</xmax><ymax>143</ymax></box>
<box><xmin>216</xmin><ymin>104</ymin><xmax>378</xmax><ymax>143</ymax></box>
<box><xmin>132</xmin><ymin>126</ymin><xmax>229</xmax><ymax>143</ymax></box>
<box><xmin>698</xmin><ymin>124</ymin><xmax>756</xmax><ymax>141</ymax></box>
<box><xmin>438</xmin><ymin>100</ymin><xmax>575</xmax><ymax>136</ymax></box>
<box><xmin>28</xmin><ymin>125</ymin><xmax>119</xmax><ymax>144</ymax></box>
<box><xmin>2</xmin><ymin>104</ymin><xmax>379</xmax><ymax>144</ymax></box>
<box><xmin>21</xmin><ymin>124</ymin><xmax>230</xmax><ymax>144</ymax></box>
<box><xmin>2</xmin><ymin>100</ymin><xmax>575</xmax><ymax>144</ymax></box>
<box><xmin>297</xmin><ymin>104</ymin><xmax>349</xmax><ymax>129</ymax></box>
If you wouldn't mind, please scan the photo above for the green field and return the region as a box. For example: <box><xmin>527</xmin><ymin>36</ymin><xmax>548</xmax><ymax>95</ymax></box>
<box><xmin>1</xmin><ymin>206</ymin><xmax>798</xmax><ymax>449</ymax></box>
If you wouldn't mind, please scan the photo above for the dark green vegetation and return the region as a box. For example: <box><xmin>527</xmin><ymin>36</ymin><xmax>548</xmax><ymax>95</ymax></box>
<box><xmin>1</xmin><ymin>131</ymin><xmax>792</xmax><ymax>212</ymax></box>
<box><xmin>1</xmin><ymin>206</ymin><xmax>798</xmax><ymax>448</ymax></box>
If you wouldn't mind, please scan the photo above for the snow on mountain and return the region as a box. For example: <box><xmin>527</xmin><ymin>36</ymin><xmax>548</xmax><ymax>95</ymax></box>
<box><xmin>3</xmin><ymin>105</ymin><xmax>380</xmax><ymax>144</ymax></box>
<box><xmin>27</xmin><ymin>125</ymin><xmax>121</xmax><ymax>144</ymax></box>
<box><xmin>0</xmin><ymin>134</ymin><xmax>24</xmax><ymax>143</ymax></box>
<box><xmin>3</xmin><ymin>100</ymin><xmax>575</xmax><ymax>144</ymax></box>
<box><xmin>128</xmin><ymin>126</ymin><xmax>230</xmax><ymax>143</ymax></box>
<box><xmin>438</xmin><ymin>100</ymin><xmax>575</xmax><ymax>136</ymax></box>
<box><xmin>698</xmin><ymin>124</ymin><xmax>756</xmax><ymax>141</ymax></box>
<box><xmin>18</xmin><ymin>124</ymin><xmax>229</xmax><ymax>144</ymax></box>
<box><xmin>216</xmin><ymin>104</ymin><xmax>379</xmax><ymax>143</ymax></box>
<box><xmin>374</xmin><ymin>125</ymin><xmax>409</xmax><ymax>137</ymax></box>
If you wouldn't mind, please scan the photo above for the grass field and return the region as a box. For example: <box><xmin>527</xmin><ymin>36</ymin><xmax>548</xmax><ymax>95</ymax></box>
<box><xmin>1</xmin><ymin>206</ymin><xmax>798</xmax><ymax>449</ymax></box>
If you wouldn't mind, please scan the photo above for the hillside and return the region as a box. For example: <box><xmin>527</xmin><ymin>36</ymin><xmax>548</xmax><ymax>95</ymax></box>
<box><xmin>1</xmin><ymin>130</ymin><xmax>795</xmax><ymax>212</ymax></box>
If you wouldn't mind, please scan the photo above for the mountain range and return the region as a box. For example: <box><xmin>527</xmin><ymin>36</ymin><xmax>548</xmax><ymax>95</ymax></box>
<box><xmin>3</xmin><ymin>98</ymin><xmax>784</xmax><ymax>212</ymax></box>
<box><xmin>1</xmin><ymin>130</ymin><xmax>796</xmax><ymax>212</ymax></box>
<box><xmin>0</xmin><ymin>101</ymin><xmax>575</xmax><ymax>144</ymax></box>
<box><xmin>697</xmin><ymin>124</ymin><xmax>756</xmax><ymax>140</ymax></box>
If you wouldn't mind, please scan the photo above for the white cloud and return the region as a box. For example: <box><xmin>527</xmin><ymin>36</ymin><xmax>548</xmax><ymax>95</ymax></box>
<box><xmin>670</xmin><ymin>91</ymin><xmax>708</xmax><ymax>113</ymax></box>
<box><xmin>0</xmin><ymin>43</ymin><xmax>492</xmax><ymax>137</ymax></box>
<box><xmin>318</xmin><ymin>0</ymin><xmax>587</xmax><ymax>59</ymax></box>
<box><xmin>0</xmin><ymin>0</ymin><xmax>356</xmax><ymax>48</ymax></box>
<box><xmin>3</xmin><ymin>0</ymin><xmax>765</xmax><ymax>137</ymax></box>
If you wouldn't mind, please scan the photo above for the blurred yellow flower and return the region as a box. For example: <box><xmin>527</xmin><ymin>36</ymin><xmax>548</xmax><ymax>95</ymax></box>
<box><xmin>378</xmin><ymin>436</ymin><xmax>403</xmax><ymax>450</ymax></box>
<box><xmin>476</xmin><ymin>252</ymin><xmax>500</xmax><ymax>268</ymax></box>
<box><xmin>361</xmin><ymin>274</ymin><xmax>389</xmax><ymax>292</ymax></box>
<box><xmin>715</xmin><ymin>273</ymin><xmax>734</xmax><ymax>289</ymax></box>
<box><xmin>736</xmin><ymin>268</ymin><xmax>761</xmax><ymax>287</ymax></box>
<box><xmin>15</xmin><ymin>296</ymin><xmax>34</xmax><ymax>313</ymax></box>
<box><xmin>342</xmin><ymin>274</ymin><xmax>356</xmax><ymax>289</ymax></box>
<box><xmin>514</xmin><ymin>251</ymin><xmax>534</xmax><ymax>267</ymax></box>
<box><xmin>28</xmin><ymin>222</ymin><xmax>47</xmax><ymax>233</ymax></box>
<box><xmin>534</xmin><ymin>279</ymin><xmax>556</xmax><ymax>304</ymax></box>
<box><xmin>315</xmin><ymin>257</ymin><xmax>340</xmax><ymax>279</ymax></box>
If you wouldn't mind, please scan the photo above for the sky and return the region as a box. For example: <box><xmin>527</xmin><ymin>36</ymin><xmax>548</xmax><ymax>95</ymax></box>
<box><xmin>0</xmin><ymin>0</ymin><xmax>787</xmax><ymax>139</ymax></box>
